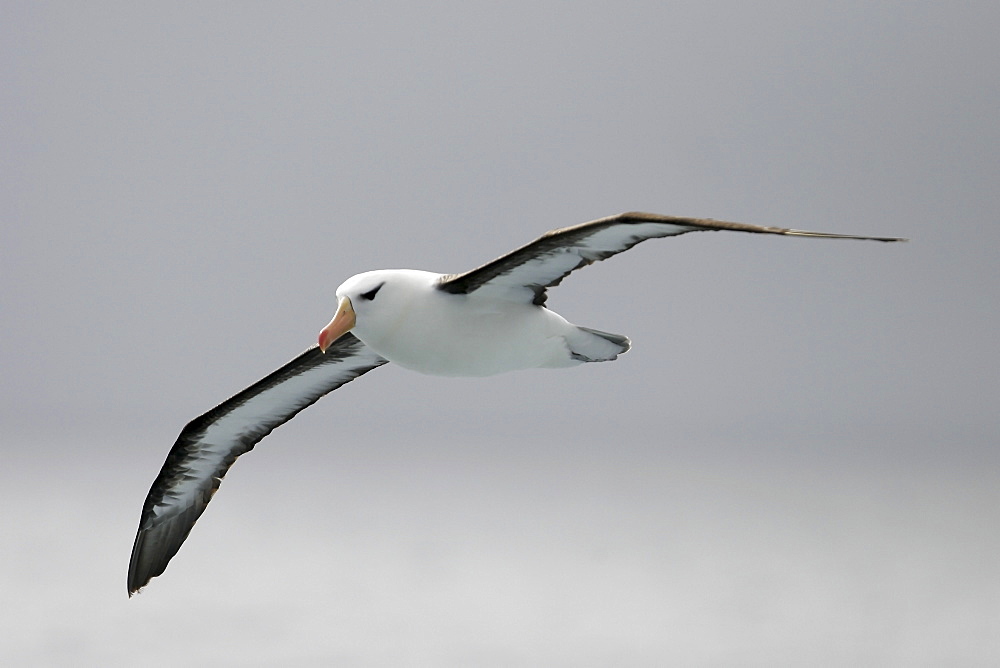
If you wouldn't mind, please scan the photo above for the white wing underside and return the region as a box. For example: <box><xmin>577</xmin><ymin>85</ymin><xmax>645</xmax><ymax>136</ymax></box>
<box><xmin>128</xmin><ymin>334</ymin><xmax>387</xmax><ymax>595</ymax></box>
<box><xmin>438</xmin><ymin>212</ymin><xmax>904</xmax><ymax>304</ymax></box>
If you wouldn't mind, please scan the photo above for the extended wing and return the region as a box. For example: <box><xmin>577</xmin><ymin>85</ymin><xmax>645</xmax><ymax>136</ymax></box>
<box><xmin>438</xmin><ymin>212</ymin><xmax>905</xmax><ymax>305</ymax></box>
<box><xmin>128</xmin><ymin>333</ymin><xmax>388</xmax><ymax>595</ymax></box>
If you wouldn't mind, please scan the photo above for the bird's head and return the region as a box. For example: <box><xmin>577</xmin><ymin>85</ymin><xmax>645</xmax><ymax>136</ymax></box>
<box><xmin>318</xmin><ymin>269</ymin><xmax>434</xmax><ymax>352</ymax></box>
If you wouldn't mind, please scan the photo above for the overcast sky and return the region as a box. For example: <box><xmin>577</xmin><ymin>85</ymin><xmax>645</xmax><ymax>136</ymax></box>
<box><xmin>3</xmin><ymin>2</ymin><xmax>998</xmax><ymax>665</ymax></box>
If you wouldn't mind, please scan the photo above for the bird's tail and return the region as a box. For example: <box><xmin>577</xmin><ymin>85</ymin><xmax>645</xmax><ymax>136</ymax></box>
<box><xmin>565</xmin><ymin>326</ymin><xmax>631</xmax><ymax>363</ymax></box>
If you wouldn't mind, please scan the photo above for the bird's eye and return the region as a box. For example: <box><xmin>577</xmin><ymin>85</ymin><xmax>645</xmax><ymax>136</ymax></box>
<box><xmin>359</xmin><ymin>283</ymin><xmax>384</xmax><ymax>301</ymax></box>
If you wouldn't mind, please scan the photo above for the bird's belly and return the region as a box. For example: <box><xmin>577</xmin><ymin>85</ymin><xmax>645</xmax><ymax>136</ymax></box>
<box><xmin>355</xmin><ymin>304</ymin><xmax>577</xmax><ymax>377</ymax></box>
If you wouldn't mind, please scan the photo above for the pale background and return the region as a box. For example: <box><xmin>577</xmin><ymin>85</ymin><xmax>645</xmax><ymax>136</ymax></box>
<box><xmin>3</xmin><ymin>2</ymin><xmax>998</xmax><ymax>665</ymax></box>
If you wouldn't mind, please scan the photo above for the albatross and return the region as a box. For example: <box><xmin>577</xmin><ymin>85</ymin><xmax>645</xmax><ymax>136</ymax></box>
<box><xmin>128</xmin><ymin>212</ymin><xmax>904</xmax><ymax>595</ymax></box>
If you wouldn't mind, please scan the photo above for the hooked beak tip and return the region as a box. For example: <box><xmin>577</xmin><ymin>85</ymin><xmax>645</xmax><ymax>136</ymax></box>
<box><xmin>318</xmin><ymin>296</ymin><xmax>356</xmax><ymax>353</ymax></box>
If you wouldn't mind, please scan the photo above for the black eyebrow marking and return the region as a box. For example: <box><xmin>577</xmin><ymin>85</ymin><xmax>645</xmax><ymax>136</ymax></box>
<box><xmin>359</xmin><ymin>282</ymin><xmax>384</xmax><ymax>301</ymax></box>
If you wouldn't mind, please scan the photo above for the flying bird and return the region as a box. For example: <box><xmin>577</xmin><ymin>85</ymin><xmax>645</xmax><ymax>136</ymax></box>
<box><xmin>128</xmin><ymin>212</ymin><xmax>904</xmax><ymax>595</ymax></box>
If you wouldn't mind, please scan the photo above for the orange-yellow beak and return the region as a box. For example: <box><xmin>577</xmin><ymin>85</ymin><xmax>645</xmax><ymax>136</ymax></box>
<box><xmin>318</xmin><ymin>296</ymin><xmax>356</xmax><ymax>352</ymax></box>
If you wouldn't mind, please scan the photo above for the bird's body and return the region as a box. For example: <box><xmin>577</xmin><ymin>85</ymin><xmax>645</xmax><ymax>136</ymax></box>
<box><xmin>128</xmin><ymin>212</ymin><xmax>905</xmax><ymax>595</ymax></box>
<box><xmin>336</xmin><ymin>269</ymin><xmax>628</xmax><ymax>376</ymax></box>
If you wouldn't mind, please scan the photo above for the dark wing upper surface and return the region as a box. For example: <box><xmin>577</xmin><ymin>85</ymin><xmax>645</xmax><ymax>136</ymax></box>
<box><xmin>127</xmin><ymin>333</ymin><xmax>388</xmax><ymax>595</ymax></box>
<box><xmin>437</xmin><ymin>212</ymin><xmax>905</xmax><ymax>305</ymax></box>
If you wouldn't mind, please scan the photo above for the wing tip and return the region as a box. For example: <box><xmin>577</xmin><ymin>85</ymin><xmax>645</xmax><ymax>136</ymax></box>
<box><xmin>785</xmin><ymin>229</ymin><xmax>909</xmax><ymax>242</ymax></box>
<box><xmin>127</xmin><ymin>571</ymin><xmax>148</xmax><ymax>597</ymax></box>
<box><xmin>127</xmin><ymin>530</ymin><xmax>152</xmax><ymax>597</ymax></box>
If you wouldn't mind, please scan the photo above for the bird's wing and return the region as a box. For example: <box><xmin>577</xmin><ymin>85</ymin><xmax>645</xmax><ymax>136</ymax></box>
<box><xmin>437</xmin><ymin>212</ymin><xmax>905</xmax><ymax>305</ymax></box>
<box><xmin>127</xmin><ymin>333</ymin><xmax>388</xmax><ymax>595</ymax></box>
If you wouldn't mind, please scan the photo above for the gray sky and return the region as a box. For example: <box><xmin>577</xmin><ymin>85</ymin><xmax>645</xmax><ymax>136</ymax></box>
<box><xmin>3</xmin><ymin>2</ymin><xmax>998</xmax><ymax>665</ymax></box>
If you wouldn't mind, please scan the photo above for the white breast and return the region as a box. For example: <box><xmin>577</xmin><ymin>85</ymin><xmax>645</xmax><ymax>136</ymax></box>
<box><xmin>349</xmin><ymin>274</ymin><xmax>579</xmax><ymax>376</ymax></box>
